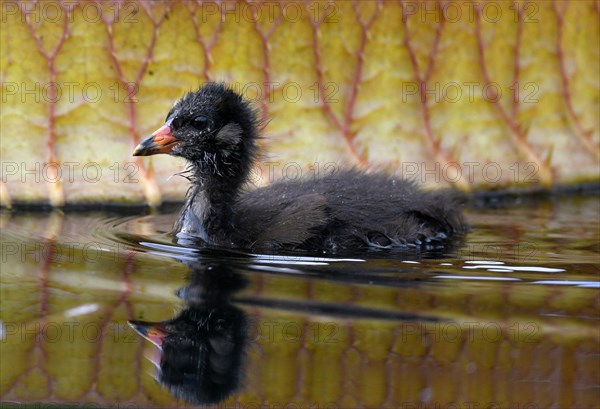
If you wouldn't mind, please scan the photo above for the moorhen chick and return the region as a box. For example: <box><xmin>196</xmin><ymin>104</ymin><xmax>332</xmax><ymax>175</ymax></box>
<box><xmin>133</xmin><ymin>83</ymin><xmax>465</xmax><ymax>251</ymax></box>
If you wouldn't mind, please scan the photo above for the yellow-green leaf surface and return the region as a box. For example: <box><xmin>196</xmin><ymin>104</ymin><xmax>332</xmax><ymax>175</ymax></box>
<box><xmin>1</xmin><ymin>1</ymin><xmax>599</xmax><ymax>206</ymax></box>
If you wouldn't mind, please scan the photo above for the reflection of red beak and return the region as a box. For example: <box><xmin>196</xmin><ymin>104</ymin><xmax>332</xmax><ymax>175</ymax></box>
<box><xmin>133</xmin><ymin>123</ymin><xmax>179</xmax><ymax>156</ymax></box>
<box><xmin>129</xmin><ymin>320</ymin><xmax>170</xmax><ymax>347</ymax></box>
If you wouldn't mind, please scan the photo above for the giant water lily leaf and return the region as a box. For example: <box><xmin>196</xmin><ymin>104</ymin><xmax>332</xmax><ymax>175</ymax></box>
<box><xmin>0</xmin><ymin>1</ymin><xmax>598</xmax><ymax>206</ymax></box>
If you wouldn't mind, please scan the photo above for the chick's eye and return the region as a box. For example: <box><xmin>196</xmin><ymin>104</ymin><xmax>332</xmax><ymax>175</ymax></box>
<box><xmin>192</xmin><ymin>115</ymin><xmax>210</xmax><ymax>131</ymax></box>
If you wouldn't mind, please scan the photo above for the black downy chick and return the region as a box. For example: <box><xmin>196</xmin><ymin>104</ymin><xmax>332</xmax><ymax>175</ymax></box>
<box><xmin>133</xmin><ymin>83</ymin><xmax>465</xmax><ymax>251</ymax></box>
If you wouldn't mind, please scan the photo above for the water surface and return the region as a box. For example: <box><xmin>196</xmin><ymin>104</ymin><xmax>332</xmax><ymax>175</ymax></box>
<box><xmin>1</xmin><ymin>194</ymin><xmax>599</xmax><ymax>408</ymax></box>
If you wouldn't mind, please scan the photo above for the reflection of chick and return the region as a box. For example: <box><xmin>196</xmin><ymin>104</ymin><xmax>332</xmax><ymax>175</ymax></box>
<box><xmin>131</xmin><ymin>259</ymin><xmax>248</xmax><ymax>404</ymax></box>
<box><xmin>130</xmin><ymin>305</ymin><xmax>246</xmax><ymax>404</ymax></box>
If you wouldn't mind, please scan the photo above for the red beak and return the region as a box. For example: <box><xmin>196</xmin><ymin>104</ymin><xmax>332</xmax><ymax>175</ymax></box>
<box><xmin>133</xmin><ymin>123</ymin><xmax>179</xmax><ymax>156</ymax></box>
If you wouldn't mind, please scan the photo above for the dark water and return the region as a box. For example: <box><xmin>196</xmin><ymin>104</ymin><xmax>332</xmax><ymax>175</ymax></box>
<box><xmin>1</xmin><ymin>194</ymin><xmax>599</xmax><ymax>409</ymax></box>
